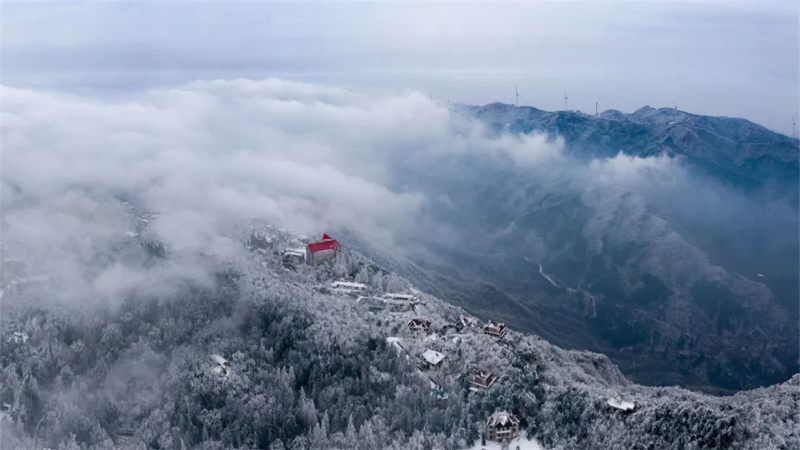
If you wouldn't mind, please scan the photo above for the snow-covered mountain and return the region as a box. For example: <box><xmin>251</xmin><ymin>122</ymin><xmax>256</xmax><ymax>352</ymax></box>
<box><xmin>1</xmin><ymin>81</ymin><xmax>797</xmax><ymax>447</ymax></box>
<box><xmin>1</xmin><ymin>225</ymin><xmax>798</xmax><ymax>449</ymax></box>
<box><xmin>465</xmin><ymin>103</ymin><xmax>799</xmax><ymax>194</ymax></box>
<box><xmin>368</xmin><ymin>103</ymin><xmax>799</xmax><ymax>393</ymax></box>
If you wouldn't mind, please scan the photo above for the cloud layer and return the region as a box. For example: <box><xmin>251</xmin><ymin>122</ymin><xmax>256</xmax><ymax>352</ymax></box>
<box><xmin>2</xmin><ymin>78</ymin><xmax>566</xmax><ymax>305</ymax></box>
<box><xmin>3</xmin><ymin>2</ymin><xmax>796</xmax><ymax>134</ymax></box>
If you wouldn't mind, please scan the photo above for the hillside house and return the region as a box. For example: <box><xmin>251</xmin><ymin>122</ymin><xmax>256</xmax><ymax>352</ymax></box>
<box><xmin>383</xmin><ymin>292</ymin><xmax>418</xmax><ymax>302</ymax></box>
<box><xmin>470</xmin><ymin>370</ymin><xmax>497</xmax><ymax>391</ymax></box>
<box><xmin>483</xmin><ymin>320</ymin><xmax>507</xmax><ymax>338</ymax></box>
<box><xmin>210</xmin><ymin>354</ymin><xmax>231</xmax><ymax>378</ymax></box>
<box><xmin>210</xmin><ymin>354</ymin><xmax>231</xmax><ymax>368</ymax></box>
<box><xmin>7</xmin><ymin>332</ymin><xmax>29</xmax><ymax>344</ymax></box>
<box><xmin>332</xmin><ymin>281</ymin><xmax>367</xmax><ymax>296</ymax></box>
<box><xmin>607</xmin><ymin>395</ymin><xmax>636</xmax><ymax>413</ymax></box>
<box><xmin>357</xmin><ymin>296</ymin><xmax>386</xmax><ymax>312</ymax></box>
<box><xmin>283</xmin><ymin>249</ymin><xmax>306</xmax><ymax>266</ymax></box>
<box><xmin>421</xmin><ymin>349</ymin><xmax>446</xmax><ymax>370</ymax></box>
<box><xmin>456</xmin><ymin>315</ymin><xmax>478</xmax><ymax>329</ymax></box>
<box><xmin>485</xmin><ymin>411</ymin><xmax>520</xmax><ymax>442</ymax></box>
<box><xmin>306</xmin><ymin>233</ymin><xmax>341</xmax><ymax>265</ymax></box>
<box><xmin>407</xmin><ymin>318</ymin><xmax>432</xmax><ymax>333</ymax></box>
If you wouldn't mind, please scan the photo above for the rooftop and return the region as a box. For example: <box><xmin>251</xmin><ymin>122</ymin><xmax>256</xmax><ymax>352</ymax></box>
<box><xmin>422</xmin><ymin>349</ymin><xmax>446</xmax><ymax>366</ymax></box>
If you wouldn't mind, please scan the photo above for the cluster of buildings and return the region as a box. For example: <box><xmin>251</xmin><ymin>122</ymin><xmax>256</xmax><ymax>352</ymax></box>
<box><xmin>281</xmin><ymin>233</ymin><xmax>343</xmax><ymax>267</ymax></box>
<box><xmin>406</xmin><ymin>315</ymin><xmax>508</xmax><ymax>341</ymax></box>
<box><xmin>279</xmin><ymin>233</ymin><xmax>525</xmax><ymax>444</ymax></box>
<box><xmin>401</xmin><ymin>314</ymin><xmax>523</xmax><ymax>442</ymax></box>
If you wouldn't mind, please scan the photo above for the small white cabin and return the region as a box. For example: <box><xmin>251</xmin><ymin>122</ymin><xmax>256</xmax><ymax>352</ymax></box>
<box><xmin>332</xmin><ymin>281</ymin><xmax>367</xmax><ymax>291</ymax></box>
<box><xmin>421</xmin><ymin>349</ymin><xmax>446</xmax><ymax>369</ymax></box>
<box><xmin>607</xmin><ymin>396</ymin><xmax>636</xmax><ymax>412</ymax></box>
<box><xmin>210</xmin><ymin>354</ymin><xmax>231</xmax><ymax>368</ymax></box>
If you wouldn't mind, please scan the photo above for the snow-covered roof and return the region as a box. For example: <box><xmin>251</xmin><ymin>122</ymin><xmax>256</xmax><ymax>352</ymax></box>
<box><xmin>483</xmin><ymin>321</ymin><xmax>507</xmax><ymax>336</ymax></box>
<box><xmin>485</xmin><ymin>320</ymin><xmax>506</xmax><ymax>330</ymax></box>
<box><xmin>332</xmin><ymin>281</ymin><xmax>367</xmax><ymax>290</ymax></box>
<box><xmin>385</xmin><ymin>336</ymin><xmax>402</xmax><ymax>346</ymax></box>
<box><xmin>457</xmin><ymin>315</ymin><xmax>478</xmax><ymax>327</ymax></box>
<box><xmin>486</xmin><ymin>411</ymin><xmax>520</xmax><ymax>427</ymax></box>
<box><xmin>607</xmin><ymin>397</ymin><xmax>635</xmax><ymax>412</ymax></box>
<box><xmin>210</xmin><ymin>354</ymin><xmax>230</xmax><ymax>367</ymax></box>
<box><xmin>284</xmin><ymin>249</ymin><xmax>305</xmax><ymax>257</ymax></box>
<box><xmin>8</xmin><ymin>332</ymin><xmax>29</xmax><ymax>344</ymax></box>
<box><xmin>407</xmin><ymin>318</ymin><xmax>431</xmax><ymax>330</ymax></box>
<box><xmin>383</xmin><ymin>293</ymin><xmax>417</xmax><ymax>301</ymax></box>
<box><xmin>421</xmin><ymin>349</ymin><xmax>446</xmax><ymax>366</ymax></box>
<box><xmin>471</xmin><ymin>370</ymin><xmax>497</xmax><ymax>388</ymax></box>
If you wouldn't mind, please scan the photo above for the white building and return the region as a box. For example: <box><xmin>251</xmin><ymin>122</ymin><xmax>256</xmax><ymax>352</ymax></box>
<box><xmin>421</xmin><ymin>349</ymin><xmax>446</xmax><ymax>369</ymax></box>
<box><xmin>607</xmin><ymin>395</ymin><xmax>636</xmax><ymax>412</ymax></box>
<box><xmin>383</xmin><ymin>293</ymin><xmax>418</xmax><ymax>302</ymax></box>
<box><xmin>7</xmin><ymin>332</ymin><xmax>29</xmax><ymax>344</ymax></box>
<box><xmin>332</xmin><ymin>281</ymin><xmax>368</xmax><ymax>296</ymax></box>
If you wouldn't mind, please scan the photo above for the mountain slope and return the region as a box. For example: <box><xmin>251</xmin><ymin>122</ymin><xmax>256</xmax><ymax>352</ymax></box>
<box><xmin>1</xmin><ymin>227</ymin><xmax>799</xmax><ymax>449</ymax></box>
<box><xmin>467</xmin><ymin>103</ymin><xmax>799</xmax><ymax>193</ymax></box>
<box><xmin>366</xmin><ymin>104</ymin><xmax>799</xmax><ymax>393</ymax></box>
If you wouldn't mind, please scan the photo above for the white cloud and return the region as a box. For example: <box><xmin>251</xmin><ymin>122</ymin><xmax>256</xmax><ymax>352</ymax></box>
<box><xmin>1</xmin><ymin>78</ymin><xmax>564</xmax><ymax>306</ymax></box>
<box><xmin>588</xmin><ymin>153</ymin><xmax>680</xmax><ymax>187</ymax></box>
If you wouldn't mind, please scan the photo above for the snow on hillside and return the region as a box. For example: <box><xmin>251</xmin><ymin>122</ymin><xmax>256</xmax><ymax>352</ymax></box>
<box><xmin>467</xmin><ymin>432</ymin><xmax>544</xmax><ymax>450</ymax></box>
<box><xmin>0</xmin><ymin>223</ymin><xmax>798</xmax><ymax>449</ymax></box>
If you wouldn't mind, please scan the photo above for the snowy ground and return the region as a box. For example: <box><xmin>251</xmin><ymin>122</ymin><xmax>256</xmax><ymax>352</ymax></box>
<box><xmin>466</xmin><ymin>432</ymin><xmax>545</xmax><ymax>450</ymax></box>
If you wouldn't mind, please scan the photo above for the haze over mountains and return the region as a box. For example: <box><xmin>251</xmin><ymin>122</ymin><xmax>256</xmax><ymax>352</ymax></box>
<box><xmin>351</xmin><ymin>101</ymin><xmax>799</xmax><ymax>394</ymax></box>
<box><xmin>4</xmin><ymin>80</ymin><xmax>797</xmax><ymax>396</ymax></box>
<box><xmin>1</xmin><ymin>80</ymin><xmax>798</xmax><ymax>449</ymax></box>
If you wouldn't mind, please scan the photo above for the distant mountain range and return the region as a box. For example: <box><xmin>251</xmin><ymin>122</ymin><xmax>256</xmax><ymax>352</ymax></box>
<box><xmin>347</xmin><ymin>103</ymin><xmax>799</xmax><ymax>393</ymax></box>
<box><xmin>469</xmin><ymin>103</ymin><xmax>798</xmax><ymax>196</ymax></box>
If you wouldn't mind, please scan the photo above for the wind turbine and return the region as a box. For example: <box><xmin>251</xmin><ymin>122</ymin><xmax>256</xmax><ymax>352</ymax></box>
<box><xmin>595</xmin><ymin>102</ymin><xmax>599</xmax><ymax>117</ymax></box>
<box><xmin>673</xmin><ymin>102</ymin><xmax>678</xmax><ymax>110</ymax></box>
<box><xmin>515</xmin><ymin>86</ymin><xmax>519</xmax><ymax>107</ymax></box>
<box><xmin>564</xmin><ymin>91</ymin><xmax>568</xmax><ymax>110</ymax></box>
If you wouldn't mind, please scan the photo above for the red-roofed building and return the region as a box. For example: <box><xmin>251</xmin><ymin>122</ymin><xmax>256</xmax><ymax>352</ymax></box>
<box><xmin>306</xmin><ymin>233</ymin><xmax>341</xmax><ymax>265</ymax></box>
<box><xmin>470</xmin><ymin>370</ymin><xmax>497</xmax><ymax>391</ymax></box>
<box><xmin>483</xmin><ymin>320</ymin><xmax>507</xmax><ymax>338</ymax></box>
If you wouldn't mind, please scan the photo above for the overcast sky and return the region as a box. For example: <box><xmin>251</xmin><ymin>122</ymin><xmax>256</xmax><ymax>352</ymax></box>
<box><xmin>2</xmin><ymin>2</ymin><xmax>798</xmax><ymax>134</ymax></box>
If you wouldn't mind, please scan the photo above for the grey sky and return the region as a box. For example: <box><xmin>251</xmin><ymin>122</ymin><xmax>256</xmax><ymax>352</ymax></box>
<box><xmin>2</xmin><ymin>2</ymin><xmax>798</xmax><ymax>134</ymax></box>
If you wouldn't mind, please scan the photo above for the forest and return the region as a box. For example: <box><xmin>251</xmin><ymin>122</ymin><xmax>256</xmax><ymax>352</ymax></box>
<box><xmin>1</xmin><ymin>229</ymin><xmax>798</xmax><ymax>449</ymax></box>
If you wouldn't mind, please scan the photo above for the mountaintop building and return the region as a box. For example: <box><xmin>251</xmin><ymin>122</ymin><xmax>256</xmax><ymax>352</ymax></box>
<box><xmin>306</xmin><ymin>233</ymin><xmax>341</xmax><ymax>265</ymax></box>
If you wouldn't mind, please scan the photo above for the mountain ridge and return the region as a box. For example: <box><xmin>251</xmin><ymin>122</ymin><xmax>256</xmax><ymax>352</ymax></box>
<box><xmin>369</xmin><ymin>102</ymin><xmax>799</xmax><ymax>393</ymax></box>
<box><xmin>2</xmin><ymin>224</ymin><xmax>798</xmax><ymax>448</ymax></box>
